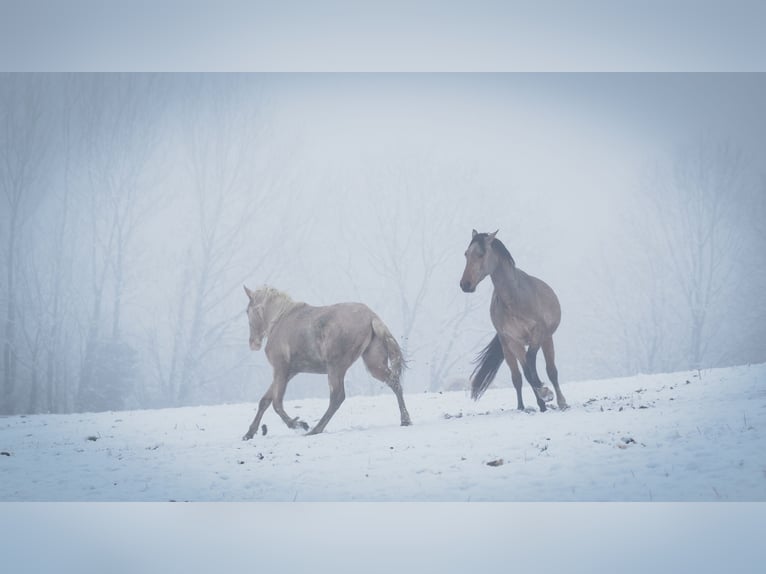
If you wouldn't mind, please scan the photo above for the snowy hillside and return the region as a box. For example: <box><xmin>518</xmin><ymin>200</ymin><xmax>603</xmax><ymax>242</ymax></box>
<box><xmin>2</xmin><ymin>363</ymin><xmax>765</xmax><ymax>501</ymax></box>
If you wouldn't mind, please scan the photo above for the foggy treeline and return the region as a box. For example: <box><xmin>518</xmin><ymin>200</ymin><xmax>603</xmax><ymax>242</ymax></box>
<box><xmin>1</xmin><ymin>73</ymin><xmax>764</xmax><ymax>415</ymax></box>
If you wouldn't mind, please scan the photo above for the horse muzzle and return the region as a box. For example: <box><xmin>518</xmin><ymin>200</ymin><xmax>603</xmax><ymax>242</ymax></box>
<box><xmin>460</xmin><ymin>279</ymin><xmax>476</xmax><ymax>293</ymax></box>
<box><xmin>249</xmin><ymin>339</ymin><xmax>262</xmax><ymax>351</ymax></box>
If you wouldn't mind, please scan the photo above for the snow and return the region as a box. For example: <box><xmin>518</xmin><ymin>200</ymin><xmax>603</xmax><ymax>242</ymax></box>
<box><xmin>1</xmin><ymin>363</ymin><xmax>765</xmax><ymax>501</ymax></box>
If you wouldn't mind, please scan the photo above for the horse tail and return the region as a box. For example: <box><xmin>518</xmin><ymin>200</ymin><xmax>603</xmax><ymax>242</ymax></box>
<box><xmin>371</xmin><ymin>317</ymin><xmax>405</xmax><ymax>385</ymax></box>
<box><xmin>471</xmin><ymin>334</ymin><xmax>504</xmax><ymax>400</ymax></box>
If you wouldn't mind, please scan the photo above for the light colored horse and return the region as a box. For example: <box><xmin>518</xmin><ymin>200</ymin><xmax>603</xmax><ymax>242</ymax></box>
<box><xmin>460</xmin><ymin>230</ymin><xmax>568</xmax><ymax>411</ymax></box>
<box><xmin>242</xmin><ymin>286</ymin><xmax>412</xmax><ymax>438</ymax></box>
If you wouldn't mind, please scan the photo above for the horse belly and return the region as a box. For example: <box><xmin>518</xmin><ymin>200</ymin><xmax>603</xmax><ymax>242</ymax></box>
<box><xmin>491</xmin><ymin>312</ymin><xmax>538</xmax><ymax>346</ymax></box>
<box><xmin>287</xmin><ymin>331</ymin><xmax>363</xmax><ymax>374</ymax></box>
<box><xmin>290</xmin><ymin>357</ymin><xmax>328</xmax><ymax>375</ymax></box>
<box><xmin>287</xmin><ymin>337</ymin><xmax>330</xmax><ymax>374</ymax></box>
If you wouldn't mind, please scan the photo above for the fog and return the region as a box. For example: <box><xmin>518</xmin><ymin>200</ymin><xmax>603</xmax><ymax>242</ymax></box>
<box><xmin>1</xmin><ymin>73</ymin><xmax>764</xmax><ymax>414</ymax></box>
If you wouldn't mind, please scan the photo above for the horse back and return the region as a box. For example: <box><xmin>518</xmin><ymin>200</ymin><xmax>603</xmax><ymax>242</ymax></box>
<box><xmin>266</xmin><ymin>302</ymin><xmax>377</xmax><ymax>372</ymax></box>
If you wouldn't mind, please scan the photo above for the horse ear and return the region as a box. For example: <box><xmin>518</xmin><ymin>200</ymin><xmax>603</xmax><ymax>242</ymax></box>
<box><xmin>472</xmin><ymin>229</ymin><xmax>478</xmax><ymax>238</ymax></box>
<box><xmin>244</xmin><ymin>285</ymin><xmax>254</xmax><ymax>300</ymax></box>
<box><xmin>487</xmin><ymin>230</ymin><xmax>498</xmax><ymax>242</ymax></box>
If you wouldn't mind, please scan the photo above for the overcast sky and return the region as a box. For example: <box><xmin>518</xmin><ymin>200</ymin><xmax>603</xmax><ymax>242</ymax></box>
<box><xmin>2</xmin><ymin>1</ymin><xmax>766</xmax><ymax>71</ymax></box>
<box><xmin>254</xmin><ymin>73</ymin><xmax>766</xmax><ymax>304</ymax></box>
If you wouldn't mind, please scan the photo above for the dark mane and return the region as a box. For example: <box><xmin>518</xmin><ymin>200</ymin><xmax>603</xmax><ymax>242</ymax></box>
<box><xmin>492</xmin><ymin>238</ymin><xmax>516</xmax><ymax>266</ymax></box>
<box><xmin>471</xmin><ymin>233</ymin><xmax>516</xmax><ymax>266</ymax></box>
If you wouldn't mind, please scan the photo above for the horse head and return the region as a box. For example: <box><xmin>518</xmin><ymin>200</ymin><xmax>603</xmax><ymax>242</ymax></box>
<box><xmin>244</xmin><ymin>285</ymin><xmax>267</xmax><ymax>350</ymax></box>
<box><xmin>460</xmin><ymin>229</ymin><xmax>498</xmax><ymax>293</ymax></box>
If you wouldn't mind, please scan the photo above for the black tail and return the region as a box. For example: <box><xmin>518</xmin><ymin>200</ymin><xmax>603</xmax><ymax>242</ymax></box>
<box><xmin>470</xmin><ymin>334</ymin><xmax>504</xmax><ymax>400</ymax></box>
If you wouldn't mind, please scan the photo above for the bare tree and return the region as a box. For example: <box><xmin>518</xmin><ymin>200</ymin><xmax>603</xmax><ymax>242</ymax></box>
<box><xmin>727</xmin><ymin>172</ymin><xmax>766</xmax><ymax>366</ymax></box>
<box><xmin>16</xmin><ymin>75</ymin><xmax>84</xmax><ymax>413</ymax></box>
<box><xmin>40</xmin><ymin>76</ymin><xmax>80</xmax><ymax>412</ymax></box>
<box><xmin>586</xmin><ymin>139</ymin><xmax>762</xmax><ymax>378</ymax></box>
<box><xmin>75</xmin><ymin>74</ymin><xmax>167</xmax><ymax>411</ymax></box>
<box><xmin>647</xmin><ymin>140</ymin><xmax>750</xmax><ymax>369</ymax></box>
<box><xmin>0</xmin><ymin>74</ymin><xmax>50</xmax><ymax>412</ymax></box>
<box><xmin>155</xmin><ymin>77</ymin><xmax>288</xmax><ymax>405</ymax></box>
<box><xmin>595</xmin><ymin>139</ymin><xmax>755</xmax><ymax>377</ymax></box>
<box><xmin>592</xmin><ymin>238</ymin><xmax>679</xmax><ymax>376</ymax></box>
<box><xmin>427</xmin><ymin>292</ymin><xmax>483</xmax><ymax>391</ymax></box>
<box><xmin>364</xmin><ymin>162</ymin><xmax>457</xmax><ymax>365</ymax></box>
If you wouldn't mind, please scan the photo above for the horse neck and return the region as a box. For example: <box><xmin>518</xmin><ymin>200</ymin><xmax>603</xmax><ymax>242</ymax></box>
<box><xmin>263</xmin><ymin>294</ymin><xmax>298</xmax><ymax>333</ymax></box>
<box><xmin>489</xmin><ymin>256</ymin><xmax>520</xmax><ymax>305</ymax></box>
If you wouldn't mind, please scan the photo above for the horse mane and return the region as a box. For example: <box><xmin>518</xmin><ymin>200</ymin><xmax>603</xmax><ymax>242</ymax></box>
<box><xmin>470</xmin><ymin>233</ymin><xmax>516</xmax><ymax>267</ymax></box>
<box><xmin>256</xmin><ymin>285</ymin><xmax>294</xmax><ymax>307</ymax></box>
<box><xmin>492</xmin><ymin>239</ymin><xmax>516</xmax><ymax>267</ymax></box>
<box><xmin>254</xmin><ymin>286</ymin><xmax>297</xmax><ymax>325</ymax></box>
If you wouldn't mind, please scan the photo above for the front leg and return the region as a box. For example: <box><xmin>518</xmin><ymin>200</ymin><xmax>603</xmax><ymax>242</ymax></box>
<box><xmin>243</xmin><ymin>391</ymin><xmax>273</xmax><ymax>440</ymax></box>
<box><xmin>270</xmin><ymin>369</ymin><xmax>310</xmax><ymax>431</ymax></box>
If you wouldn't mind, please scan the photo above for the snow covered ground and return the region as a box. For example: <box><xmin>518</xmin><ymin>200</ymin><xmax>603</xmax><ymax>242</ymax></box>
<box><xmin>2</xmin><ymin>364</ymin><xmax>765</xmax><ymax>501</ymax></box>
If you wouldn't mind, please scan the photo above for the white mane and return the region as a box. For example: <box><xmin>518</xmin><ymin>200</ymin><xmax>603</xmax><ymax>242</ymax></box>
<box><xmin>253</xmin><ymin>286</ymin><xmax>298</xmax><ymax>332</ymax></box>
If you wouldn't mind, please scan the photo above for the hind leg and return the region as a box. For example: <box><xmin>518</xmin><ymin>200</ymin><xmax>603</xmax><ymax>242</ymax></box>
<box><xmin>525</xmin><ymin>345</ymin><xmax>554</xmax><ymax>404</ymax></box>
<box><xmin>363</xmin><ymin>339</ymin><xmax>411</xmax><ymax>426</ymax></box>
<box><xmin>542</xmin><ymin>337</ymin><xmax>568</xmax><ymax>409</ymax></box>
<box><xmin>502</xmin><ymin>337</ymin><xmax>548</xmax><ymax>412</ymax></box>
<box><xmin>498</xmin><ymin>343</ymin><xmax>524</xmax><ymax>410</ymax></box>
<box><xmin>307</xmin><ymin>368</ymin><xmax>347</xmax><ymax>435</ymax></box>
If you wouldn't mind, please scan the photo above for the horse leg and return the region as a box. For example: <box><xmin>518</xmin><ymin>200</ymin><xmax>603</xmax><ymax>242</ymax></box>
<box><xmin>525</xmin><ymin>346</ymin><xmax>542</xmax><ymax>385</ymax></box>
<box><xmin>525</xmin><ymin>345</ymin><xmax>554</xmax><ymax>405</ymax></box>
<box><xmin>542</xmin><ymin>337</ymin><xmax>568</xmax><ymax>410</ymax></box>
<box><xmin>271</xmin><ymin>370</ymin><xmax>309</xmax><ymax>431</ymax></box>
<box><xmin>243</xmin><ymin>374</ymin><xmax>279</xmax><ymax>440</ymax></box>
<box><xmin>306</xmin><ymin>368</ymin><xmax>347</xmax><ymax>435</ymax></box>
<box><xmin>498</xmin><ymin>341</ymin><xmax>524</xmax><ymax>410</ymax></box>
<box><xmin>504</xmin><ymin>338</ymin><xmax>549</xmax><ymax>412</ymax></box>
<box><xmin>363</xmin><ymin>339</ymin><xmax>411</xmax><ymax>426</ymax></box>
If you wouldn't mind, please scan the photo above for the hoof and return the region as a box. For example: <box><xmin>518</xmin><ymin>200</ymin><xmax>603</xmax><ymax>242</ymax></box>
<box><xmin>401</xmin><ymin>420</ymin><xmax>412</xmax><ymax>427</ymax></box>
<box><xmin>242</xmin><ymin>433</ymin><xmax>253</xmax><ymax>441</ymax></box>
<box><xmin>537</xmin><ymin>386</ymin><xmax>554</xmax><ymax>402</ymax></box>
<box><xmin>289</xmin><ymin>417</ymin><xmax>310</xmax><ymax>431</ymax></box>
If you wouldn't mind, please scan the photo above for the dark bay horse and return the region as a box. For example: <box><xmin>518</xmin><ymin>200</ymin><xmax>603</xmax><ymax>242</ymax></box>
<box><xmin>242</xmin><ymin>286</ymin><xmax>412</xmax><ymax>438</ymax></box>
<box><xmin>460</xmin><ymin>230</ymin><xmax>568</xmax><ymax>411</ymax></box>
